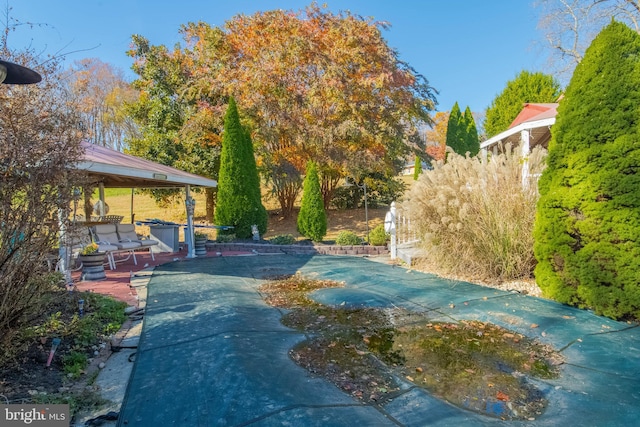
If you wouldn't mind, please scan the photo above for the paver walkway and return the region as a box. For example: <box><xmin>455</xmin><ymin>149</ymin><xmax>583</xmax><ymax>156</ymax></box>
<box><xmin>118</xmin><ymin>255</ymin><xmax>640</xmax><ymax>426</ymax></box>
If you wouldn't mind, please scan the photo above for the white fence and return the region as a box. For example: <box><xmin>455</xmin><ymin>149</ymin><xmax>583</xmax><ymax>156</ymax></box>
<box><xmin>387</xmin><ymin>202</ymin><xmax>420</xmax><ymax>262</ymax></box>
<box><xmin>394</xmin><ymin>205</ymin><xmax>419</xmax><ymax>247</ymax></box>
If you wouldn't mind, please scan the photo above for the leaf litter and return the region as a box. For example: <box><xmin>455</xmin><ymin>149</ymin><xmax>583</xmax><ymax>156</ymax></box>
<box><xmin>258</xmin><ymin>275</ymin><xmax>564</xmax><ymax>421</ymax></box>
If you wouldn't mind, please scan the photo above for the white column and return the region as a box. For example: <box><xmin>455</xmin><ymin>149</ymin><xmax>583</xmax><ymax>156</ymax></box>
<box><xmin>57</xmin><ymin>207</ymin><xmax>72</xmax><ymax>287</ymax></box>
<box><xmin>98</xmin><ymin>183</ymin><xmax>106</xmax><ymax>216</ymax></box>
<box><xmin>521</xmin><ymin>129</ymin><xmax>530</xmax><ymax>189</ymax></box>
<box><xmin>185</xmin><ymin>185</ymin><xmax>196</xmax><ymax>258</ymax></box>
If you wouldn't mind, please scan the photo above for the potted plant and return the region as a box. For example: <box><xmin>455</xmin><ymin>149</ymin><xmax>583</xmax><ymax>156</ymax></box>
<box><xmin>78</xmin><ymin>242</ymin><xmax>106</xmax><ymax>281</ymax></box>
<box><xmin>194</xmin><ymin>232</ymin><xmax>208</xmax><ymax>256</ymax></box>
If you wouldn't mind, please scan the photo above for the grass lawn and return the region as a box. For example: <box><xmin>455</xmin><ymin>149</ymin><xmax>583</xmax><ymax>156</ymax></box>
<box><xmin>96</xmin><ymin>188</ymin><xmax>389</xmax><ymax>242</ymax></box>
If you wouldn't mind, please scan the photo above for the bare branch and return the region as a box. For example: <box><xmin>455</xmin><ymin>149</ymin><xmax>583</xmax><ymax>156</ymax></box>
<box><xmin>536</xmin><ymin>0</ymin><xmax>640</xmax><ymax>82</ymax></box>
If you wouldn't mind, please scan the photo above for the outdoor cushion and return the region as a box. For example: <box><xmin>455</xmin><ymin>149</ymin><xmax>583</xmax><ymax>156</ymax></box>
<box><xmin>93</xmin><ymin>223</ymin><xmax>144</xmax><ymax>270</ymax></box>
<box><xmin>116</xmin><ymin>224</ymin><xmax>159</xmax><ymax>248</ymax></box>
<box><xmin>94</xmin><ymin>224</ymin><xmax>141</xmax><ymax>250</ymax></box>
<box><xmin>96</xmin><ymin>242</ymin><xmax>119</xmax><ymax>252</ymax></box>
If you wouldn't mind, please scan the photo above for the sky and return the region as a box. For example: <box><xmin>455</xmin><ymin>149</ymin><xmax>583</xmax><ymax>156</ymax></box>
<box><xmin>8</xmin><ymin>0</ymin><xmax>550</xmax><ymax>115</ymax></box>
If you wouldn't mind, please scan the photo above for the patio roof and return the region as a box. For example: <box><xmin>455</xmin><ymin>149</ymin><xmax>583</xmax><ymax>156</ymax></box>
<box><xmin>77</xmin><ymin>141</ymin><xmax>217</xmax><ymax>188</ymax></box>
<box><xmin>480</xmin><ymin>103</ymin><xmax>558</xmax><ymax>152</ymax></box>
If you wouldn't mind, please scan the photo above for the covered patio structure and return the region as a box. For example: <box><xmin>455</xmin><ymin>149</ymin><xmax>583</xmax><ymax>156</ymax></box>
<box><xmin>58</xmin><ymin>142</ymin><xmax>217</xmax><ymax>280</ymax></box>
<box><xmin>480</xmin><ymin>103</ymin><xmax>558</xmax><ymax>187</ymax></box>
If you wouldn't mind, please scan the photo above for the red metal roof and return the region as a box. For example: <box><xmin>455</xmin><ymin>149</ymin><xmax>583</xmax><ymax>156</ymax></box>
<box><xmin>78</xmin><ymin>141</ymin><xmax>217</xmax><ymax>188</ymax></box>
<box><xmin>509</xmin><ymin>103</ymin><xmax>558</xmax><ymax>128</ymax></box>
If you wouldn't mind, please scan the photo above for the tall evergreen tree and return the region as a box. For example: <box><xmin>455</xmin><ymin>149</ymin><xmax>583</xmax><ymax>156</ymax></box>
<box><xmin>214</xmin><ymin>97</ymin><xmax>268</xmax><ymax>238</ymax></box>
<box><xmin>446</xmin><ymin>102</ymin><xmax>465</xmax><ymax>156</ymax></box>
<box><xmin>446</xmin><ymin>102</ymin><xmax>480</xmax><ymax>157</ymax></box>
<box><xmin>297</xmin><ymin>161</ymin><xmax>327</xmax><ymax>242</ymax></box>
<box><xmin>463</xmin><ymin>106</ymin><xmax>480</xmax><ymax>157</ymax></box>
<box><xmin>483</xmin><ymin>70</ymin><xmax>561</xmax><ymax>138</ymax></box>
<box><xmin>533</xmin><ymin>21</ymin><xmax>640</xmax><ymax>319</ymax></box>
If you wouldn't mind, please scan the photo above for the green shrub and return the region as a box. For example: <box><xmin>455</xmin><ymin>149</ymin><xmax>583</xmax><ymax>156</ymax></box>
<box><xmin>269</xmin><ymin>234</ymin><xmax>296</xmax><ymax>245</ymax></box>
<box><xmin>534</xmin><ymin>21</ymin><xmax>640</xmax><ymax>319</ymax></box>
<box><xmin>405</xmin><ymin>144</ymin><xmax>546</xmax><ymax>281</ymax></box>
<box><xmin>71</xmin><ymin>293</ymin><xmax>127</xmax><ymax>341</ymax></box>
<box><xmin>329</xmin><ymin>186</ymin><xmax>358</xmax><ymax>210</ymax></box>
<box><xmin>63</xmin><ymin>351</ymin><xmax>88</xmax><ymax>378</ymax></box>
<box><xmin>297</xmin><ymin>161</ymin><xmax>327</xmax><ymax>242</ymax></box>
<box><xmin>367</xmin><ymin>224</ymin><xmax>389</xmax><ymax>246</ymax></box>
<box><xmin>335</xmin><ymin>231</ymin><xmax>362</xmax><ymax>246</ymax></box>
<box><xmin>72</xmin><ymin>316</ymin><xmax>102</xmax><ymax>347</ymax></box>
<box><xmin>330</xmin><ymin>175</ymin><xmax>407</xmax><ymax>210</ymax></box>
<box><xmin>216</xmin><ymin>233</ymin><xmax>236</xmax><ymax>243</ymax></box>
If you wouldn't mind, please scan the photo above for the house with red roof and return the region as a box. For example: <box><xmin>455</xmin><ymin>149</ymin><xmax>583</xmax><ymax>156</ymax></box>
<box><xmin>480</xmin><ymin>102</ymin><xmax>558</xmax><ymax>155</ymax></box>
<box><xmin>480</xmin><ymin>102</ymin><xmax>559</xmax><ymax>187</ymax></box>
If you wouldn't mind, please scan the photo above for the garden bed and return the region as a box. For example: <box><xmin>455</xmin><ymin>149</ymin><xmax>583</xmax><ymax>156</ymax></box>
<box><xmin>0</xmin><ymin>288</ymin><xmax>128</xmax><ymax>416</ymax></box>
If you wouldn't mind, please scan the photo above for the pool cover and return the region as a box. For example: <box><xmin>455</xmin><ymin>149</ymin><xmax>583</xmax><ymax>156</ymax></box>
<box><xmin>118</xmin><ymin>255</ymin><xmax>640</xmax><ymax>426</ymax></box>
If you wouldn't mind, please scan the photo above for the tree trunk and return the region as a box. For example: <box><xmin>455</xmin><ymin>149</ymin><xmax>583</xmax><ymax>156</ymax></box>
<box><xmin>275</xmin><ymin>180</ymin><xmax>299</xmax><ymax>219</ymax></box>
<box><xmin>84</xmin><ymin>190</ymin><xmax>93</xmax><ymax>219</ymax></box>
<box><xmin>205</xmin><ymin>187</ymin><xmax>216</xmax><ymax>222</ymax></box>
<box><xmin>320</xmin><ymin>174</ymin><xmax>341</xmax><ymax>211</ymax></box>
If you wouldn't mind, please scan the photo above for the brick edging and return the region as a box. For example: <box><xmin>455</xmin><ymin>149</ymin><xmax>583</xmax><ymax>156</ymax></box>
<box><xmin>205</xmin><ymin>242</ymin><xmax>389</xmax><ymax>256</ymax></box>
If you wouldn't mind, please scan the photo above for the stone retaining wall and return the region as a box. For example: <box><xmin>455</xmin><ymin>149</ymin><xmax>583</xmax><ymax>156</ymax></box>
<box><xmin>205</xmin><ymin>242</ymin><xmax>389</xmax><ymax>256</ymax></box>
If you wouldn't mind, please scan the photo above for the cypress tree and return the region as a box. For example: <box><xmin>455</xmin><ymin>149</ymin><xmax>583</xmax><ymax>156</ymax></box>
<box><xmin>533</xmin><ymin>21</ymin><xmax>640</xmax><ymax>319</ymax></box>
<box><xmin>463</xmin><ymin>106</ymin><xmax>480</xmax><ymax>157</ymax></box>
<box><xmin>214</xmin><ymin>97</ymin><xmax>268</xmax><ymax>238</ymax></box>
<box><xmin>445</xmin><ymin>102</ymin><xmax>465</xmax><ymax>156</ymax></box>
<box><xmin>447</xmin><ymin>103</ymin><xmax>480</xmax><ymax>157</ymax></box>
<box><xmin>297</xmin><ymin>160</ymin><xmax>327</xmax><ymax>242</ymax></box>
<box><xmin>413</xmin><ymin>155</ymin><xmax>422</xmax><ymax>180</ymax></box>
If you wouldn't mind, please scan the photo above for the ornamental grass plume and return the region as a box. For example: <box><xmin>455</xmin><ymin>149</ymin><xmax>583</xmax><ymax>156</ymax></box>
<box><xmin>404</xmin><ymin>145</ymin><xmax>546</xmax><ymax>281</ymax></box>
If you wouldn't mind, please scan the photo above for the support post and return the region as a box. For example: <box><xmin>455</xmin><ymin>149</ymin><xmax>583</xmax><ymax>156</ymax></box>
<box><xmin>130</xmin><ymin>188</ymin><xmax>135</xmax><ymax>224</ymax></box>
<box><xmin>185</xmin><ymin>185</ymin><xmax>196</xmax><ymax>258</ymax></box>
<box><xmin>480</xmin><ymin>147</ymin><xmax>488</xmax><ymax>162</ymax></box>
<box><xmin>98</xmin><ymin>183</ymin><xmax>106</xmax><ymax>216</ymax></box>
<box><xmin>363</xmin><ymin>182</ymin><xmax>369</xmax><ymax>244</ymax></box>
<box><xmin>57</xmin><ymin>207</ymin><xmax>72</xmax><ymax>288</ymax></box>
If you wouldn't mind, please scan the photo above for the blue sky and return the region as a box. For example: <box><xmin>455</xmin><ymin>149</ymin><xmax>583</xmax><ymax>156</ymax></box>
<box><xmin>9</xmin><ymin>0</ymin><xmax>549</xmax><ymax>114</ymax></box>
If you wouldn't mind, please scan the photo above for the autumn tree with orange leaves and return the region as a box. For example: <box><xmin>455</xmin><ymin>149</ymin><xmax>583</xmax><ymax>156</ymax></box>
<box><xmin>67</xmin><ymin>58</ymin><xmax>139</xmax><ymax>151</ymax></box>
<box><xmin>127</xmin><ymin>3</ymin><xmax>437</xmax><ymax>218</ymax></box>
<box><xmin>425</xmin><ymin>111</ymin><xmax>449</xmax><ymax>162</ymax></box>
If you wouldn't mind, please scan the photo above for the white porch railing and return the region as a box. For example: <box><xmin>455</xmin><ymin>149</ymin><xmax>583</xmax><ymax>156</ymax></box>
<box><xmin>395</xmin><ymin>205</ymin><xmax>419</xmax><ymax>247</ymax></box>
<box><xmin>386</xmin><ymin>202</ymin><xmax>420</xmax><ymax>261</ymax></box>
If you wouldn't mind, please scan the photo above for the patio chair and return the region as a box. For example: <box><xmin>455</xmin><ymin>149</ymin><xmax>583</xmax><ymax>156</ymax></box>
<box><xmin>99</xmin><ymin>215</ymin><xmax>124</xmax><ymax>224</ymax></box>
<box><xmin>92</xmin><ymin>224</ymin><xmax>142</xmax><ymax>270</ymax></box>
<box><xmin>116</xmin><ymin>223</ymin><xmax>158</xmax><ymax>261</ymax></box>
